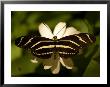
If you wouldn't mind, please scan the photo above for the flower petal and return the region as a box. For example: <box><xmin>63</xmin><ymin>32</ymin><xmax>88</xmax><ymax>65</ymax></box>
<box><xmin>63</xmin><ymin>27</ymin><xmax>80</xmax><ymax>37</ymax></box>
<box><xmin>39</xmin><ymin>23</ymin><xmax>54</xmax><ymax>39</ymax></box>
<box><xmin>60</xmin><ymin>57</ymin><xmax>74</xmax><ymax>69</ymax></box>
<box><xmin>43</xmin><ymin>58</ymin><xmax>53</xmax><ymax>67</ymax></box>
<box><xmin>50</xmin><ymin>53</ymin><xmax>60</xmax><ymax>74</ymax></box>
<box><xmin>30</xmin><ymin>58</ymin><xmax>38</xmax><ymax>63</ymax></box>
<box><xmin>53</xmin><ymin>22</ymin><xmax>66</xmax><ymax>39</ymax></box>
<box><xmin>44</xmin><ymin>66</ymin><xmax>52</xmax><ymax>70</ymax></box>
<box><xmin>51</xmin><ymin>61</ymin><xmax>60</xmax><ymax>74</ymax></box>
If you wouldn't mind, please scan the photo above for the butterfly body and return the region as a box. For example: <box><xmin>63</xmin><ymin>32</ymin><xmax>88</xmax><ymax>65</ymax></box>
<box><xmin>15</xmin><ymin>33</ymin><xmax>96</xmax><ymax>59</ymax></box>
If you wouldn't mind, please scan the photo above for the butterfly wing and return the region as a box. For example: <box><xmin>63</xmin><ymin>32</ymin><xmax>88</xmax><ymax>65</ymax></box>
<box><xmin>58</xmin><ymin>33</ymin><xmax>96</xmax><ymax>58</ymax></box>
<box><xmin>15</xmin><ymin>33</ymin><xmax>96</xmax><ymax>59</ymax></box>
<box><xmin>15</xmin><ymin>34</ymin><xmax>54</xmax><ymax>59</ymax></box>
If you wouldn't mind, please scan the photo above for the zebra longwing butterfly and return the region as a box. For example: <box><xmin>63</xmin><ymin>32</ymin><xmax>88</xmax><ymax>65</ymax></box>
<box><xmin>15</xmin><ymin>33</ymin><xmax>96</xmax><ymax>59</ymax></box>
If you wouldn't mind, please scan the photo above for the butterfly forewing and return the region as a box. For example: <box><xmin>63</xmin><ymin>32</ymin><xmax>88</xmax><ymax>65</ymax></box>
<box><xmin>59</xmin><ymin>33</ymin><xmax>96</xmax><ymax>48</ymax></box>
<box><xmin>15</xmin><ymin>34</ymin><xmax>52</xmax><ymax>49</ymax></box>
<box><xmin>15</xmin><ymin>34</ymin><xmax>54</xmax><ymax>58</ymax></box>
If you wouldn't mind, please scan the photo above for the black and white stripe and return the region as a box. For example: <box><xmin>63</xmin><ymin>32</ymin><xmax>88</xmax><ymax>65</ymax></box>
<box><xmin>15</xmin><ymin>33</ymin><xmax>96</xmax><ymax>59</ymax></box>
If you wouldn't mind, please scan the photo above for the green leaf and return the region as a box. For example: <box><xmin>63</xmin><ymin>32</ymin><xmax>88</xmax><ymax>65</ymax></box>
<box><xmin>95</xmin><ymin>20</ymin><xmax>100</xmax><ymax>28</ymax></box>
<box><xmin>95</xmin><ymin>35</ymin><xmax>100</xmax><ymax>45</ymax></box>
<box><xmin>71</xmin><ymin>19</ymin><xmax>88</xmax><ymax>33</ymax></box>
<box><xmin>12</xmin><ymin>11</ymin><xmax>27</xmax><ymax>24</ymax></box>
<box><xmin>83</xmin><ymin>60</ymin><xmax>100</xmax><ymax>77</ymax></box>
<box><xmin>85</xmin><ymin>12</ymin><xmax>100</xmax><ymax>25</ymax></box>
<box><xmin>11</xmin><ymin>53</ymin><xmax>39</xmax><ymax>76</ymax></box>
<box><xmin>11</xmin><ymin>44</ymin><xmax>22</xmax><ymax>61</ymax></box>
<box><xmin>26</xmin><ymin>13</ymin><xmax>40</xmax><ymax>29</ymax></box>
<box><xmin>12</xmin><ymin>24</ymin><xmax>28</xmax><ymax>38</ymax></box>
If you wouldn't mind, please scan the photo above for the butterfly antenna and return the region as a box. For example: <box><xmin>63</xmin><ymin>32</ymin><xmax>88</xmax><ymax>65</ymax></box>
<box><xmin>55</xmin><ymin>24</ymin><xmax>66</xmax><ymax>36</ymax></box>
<box><xmin>43</xmin><ymin>23</ymin><xmax>66</xmax><ymax>36</ymax></box>
<box><xmin>43</xmin><ymin>23</ymin><xmax>49</xmax><ymax>29</ymax></box>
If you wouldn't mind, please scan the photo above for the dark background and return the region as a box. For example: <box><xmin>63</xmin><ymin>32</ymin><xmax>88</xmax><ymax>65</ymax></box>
<box><xmin>11</xmin><ymin>11</ymin><xmax>100</xmax><ymax>77</ymax></box>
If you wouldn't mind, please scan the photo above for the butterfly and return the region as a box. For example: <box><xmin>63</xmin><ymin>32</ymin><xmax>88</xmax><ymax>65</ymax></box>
<box><xmin>15</xmin><ymin>32</ymin><xmax>96</xmax><ymax>59</ymax></box>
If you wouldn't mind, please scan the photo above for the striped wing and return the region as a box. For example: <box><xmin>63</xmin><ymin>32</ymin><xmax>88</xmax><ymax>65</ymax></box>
<box><xmin>15</xmin><ymin>33</ymin><xmax>96</xmax><ymax>59</ymax></box>
<box><xmin>58</xmin><ymin>33</ymin><xmax>96</xmax><ymax>58</ymax></box>
<box><xmin>15</xmin><ymin>34</ymin><xmax>54</xmax><ymax>58</ymax></box>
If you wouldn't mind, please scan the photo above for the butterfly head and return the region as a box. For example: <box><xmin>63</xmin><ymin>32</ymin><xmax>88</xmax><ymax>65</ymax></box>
<box><xmin>53</xmin><ymin>36</ymin><xmax>58</xmax><ymax>41</ymax></box>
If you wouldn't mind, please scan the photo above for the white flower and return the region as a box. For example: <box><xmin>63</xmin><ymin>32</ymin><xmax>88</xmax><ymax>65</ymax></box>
<box><xmin>31</xmin><ymin>22</ymin><xmax>80</xmax><ymax>74</ymax></box>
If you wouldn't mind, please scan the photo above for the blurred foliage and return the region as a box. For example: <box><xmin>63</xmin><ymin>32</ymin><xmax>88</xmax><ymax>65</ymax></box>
<box><xmin>11</xmin><ymin>11</ymin><xmax>100</xmax><ymax>77</ymax></box>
